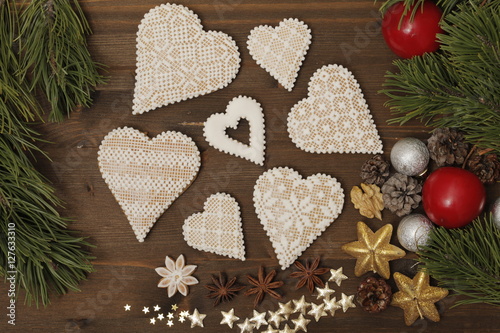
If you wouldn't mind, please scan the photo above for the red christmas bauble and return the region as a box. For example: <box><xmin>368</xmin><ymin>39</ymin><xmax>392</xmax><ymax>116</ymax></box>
<box><xmin>382</xmin><ymin>0</ymin><xmax>444</xmax><ymax>58</ymax></box>
<box><xmin>422</xmin><ymin>167</ymin><xmax>486</xmax><ymax>228</ymax></box>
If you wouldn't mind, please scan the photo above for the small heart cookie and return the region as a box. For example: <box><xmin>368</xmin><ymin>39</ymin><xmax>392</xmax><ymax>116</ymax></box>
<box><xmin>98</xmin><ymin>127</ymin><xmax>201</xmax><ymax>242</ymax></box>
<box><xmin>133</xmin><ymin>3</ymin><xmax>241</xmax><ymax>114</ymax></box>
<box><xmin>183</xmin><ymin>193</ymin><xmax>245</xmax><ymax>261</ymax></box>
<box><xmin>204</xmin><ymin>96</ymin><xmax>265</xmax><ymax>165</ymax></box>
<box><xmin>287</xmin><ymin>64</ymin><xmax>383</xmax><ymax>154</ymax></box>
<box><xmin>247</xmin><ymin>18</ymin><xmax>311</xmax><ymax>91</ymax></box>
<box><xmin>253</xmin><ymin>167</ymin><xmax>344</xmax><ymax>269</ymax></box>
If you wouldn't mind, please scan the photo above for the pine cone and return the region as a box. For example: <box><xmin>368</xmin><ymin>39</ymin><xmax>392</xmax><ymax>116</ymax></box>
<box><xmin>381</xmin><ymin>173</ymin><xmax>422</xmax><ymax>217</ymax></box>
<box><xmin>356</xmin><ymin>276</ymin><xmax>392</xmax><ymax>313</ymax></box>
<box><xmin>360</xmin><ymin>154</ymin><xmax>391</xmax><ymax>187</ymax></box>
<box><xmin>467</xmin><ymin>150</ymin><xmax>500</xmax><ymax>184</ymax></box>
<box><xmin>427</xmin><ymin>128</ymin><xmax>469</xmax><ymax>167</ymax></box>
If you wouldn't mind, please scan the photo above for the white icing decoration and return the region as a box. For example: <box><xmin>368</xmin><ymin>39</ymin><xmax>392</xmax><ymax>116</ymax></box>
<box><xmin>204</xmin><ymin>96</ymin><xmax>266</xmax><ymax>165</ymax></box>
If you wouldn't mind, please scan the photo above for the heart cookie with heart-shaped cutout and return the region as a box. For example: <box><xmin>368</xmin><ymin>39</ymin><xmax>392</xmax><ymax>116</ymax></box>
<box><xmin>247</xmin><ymin>18</ymin><xmax>311</xmax><ymax>91</ymax></box>
<box><xmin>287</xmin><ymin>64</ymin><xmax>383</xmax><ymax>154</ymax></box>
<box><xmin>183</xmin><ymin>192</ymin><xmax>245</xmax><ymax>261</ymax></box>
<box><xmin>253</xmin><ymin>167</ymin><xmax>344</xmax><ymax>269</ymax></box>
<box><xmin>204</xmin><ymin>96</ymin><xmax>265</xmax><ymax>165</ymax></box>
<box><xmin>98</xmin><ymin>127</ymin><xmax>201</xmax><ymax>242</ymax></box>
<box><xmin>133</xmin><ymin>3</ymin><xmax>241</xmax><ymax>115</ymax></box>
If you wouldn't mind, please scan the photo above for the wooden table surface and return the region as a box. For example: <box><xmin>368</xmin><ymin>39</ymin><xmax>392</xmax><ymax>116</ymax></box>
<box><xmin>2</xmin><ymin>0</ymin><xmax>499</xmax><ymax>332</ymax></box>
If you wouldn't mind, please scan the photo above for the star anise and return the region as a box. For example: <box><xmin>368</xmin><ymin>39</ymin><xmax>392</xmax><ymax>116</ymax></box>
<box><xmin>204</xmin><ymin>272</ymin><xmax>245</xmax><ymax>307</ymax></box>
<box><xmin>290</xmin><ymin>257</ymin><xmax>330</xmax><ymax>293</ymax></box>
<box><xmin>244</xmin><ymin>266</ymin><xmax>284</xmax><ymax>307</ymax></box>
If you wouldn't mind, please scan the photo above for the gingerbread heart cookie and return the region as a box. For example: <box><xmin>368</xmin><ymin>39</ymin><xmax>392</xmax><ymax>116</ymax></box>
<box><xmin>253</xmin><ymin>167</ymin><xmax>344</xmax><ymax>269</ymax></box>
<box><xmin>133</xmin><ymin>3</ymin><xmax>241</xmax><ymax>114</ymax></box>
<box><xmin>98</xmin><ymin>127</ymin><xmax>201</xmax><ymax>242</ymax></box>
<box><xmin>287</xmin><ymin>64</ymin><xmax>383</xmax><ymax>154</ymax></box>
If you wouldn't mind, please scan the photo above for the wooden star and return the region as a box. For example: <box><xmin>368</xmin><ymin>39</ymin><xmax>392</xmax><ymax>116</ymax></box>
<box><xmin>308</xmin><ymin>302</ymin><xmax>327</xmax><ymax>322</ymax></box>
<box><xmin>220</xmin><ymin>308</ymin><xmax>240</xmax><ymax>329</ymax></box>
<box><xmin>392</xmin><ymin>271</ymin><xmax>449</xmax><ymax>326</ymax></box>
<box><xmin>250</xmin><ymin>310</ymin><xmax>268</xmax><ymax>329</ymax></box>
<box><xmin>328</xmin><ymin>267</ymin><xmax>348</xmax><ymax>287</ymax></box>
<box><xmin>277</xmin><ymin>301</ymin><xmax>294</xmax><ymax>320</ymax></box>
<box><xmin>292</xmin><ymin>295</ymin><xmax>311</xmax><ymax>315</ymax></box>
<box><xmin>292</xmin><ymin>313</ymin><xmax>311</xmax><ymax>332</ymax></box>
<box><xmin>237</xmin><ymin>318</ymin><xmax>255</xmax><ymax>333</ymax></box>
<box><xmin>315</xmin><ymin>282</ymin><xmax>335</xmax><ymax>300</ymax></box>
<box><xmin>338</xmin><ymin>293</ymin><xmax>356</xmax><ymax>312</ymax></box>
<box><xmin>341</xmin><ymin>222</ymin><xmax>406</xmax><ymax>279</ymax></box>
<box><xmin>323</xmin><ymin>297</ymin><xmax>341</xmax><ymax>316</ymax></box>
<box><xmin>267</xmin><ymin>310</ymin><xmax>284</xmax><ymax>328</ymax></box>
<box><xmin>188</xmin><ymin>308</ymin><xmax>206</xmax><ymax>328</ymax></box>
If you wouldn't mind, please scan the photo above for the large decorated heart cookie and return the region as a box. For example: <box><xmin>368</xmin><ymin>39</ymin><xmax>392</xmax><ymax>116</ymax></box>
<box><xmin>287</xmin><ymin>64</ymin><xmax>383</xmax><ymax>154</ymax></box>
<box><xmin>98</xmin><ymin>127</ymin><xmax>201</xmax><ymax>242</ymax></box>
<box><xmin>183</xmin><ymin>192</ymin><xmax>245</xmax><ymax>261</ymax></box>
<box><xmin>247</xmin><ymin>18</ymin><xmax>311</xmax><ymax>91</ymax></box>
<box><xmin>133</xmin><ymin>3</ymin><xmax>241</xmax><ymax>115</ymax></box>
<box><xmin>253</xmin><ymin>167</ymin><xmax>345</xmax><ymax>269</ymax></box>
<box><xmin>203</xmin><ymin>96</ymin><xmax>265</xmax><ymax>165</ymax></box>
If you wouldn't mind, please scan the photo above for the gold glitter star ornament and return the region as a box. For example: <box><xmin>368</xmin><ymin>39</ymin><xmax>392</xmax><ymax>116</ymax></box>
<box><xmin>392</xmin><ymin>271</ymin><xmax>449</xmax><ymax>326</ymax></box>
<box><xmin>341</xmin><ymin>222</ymin><xmax>405</xmax><ymax>279</ymax></box>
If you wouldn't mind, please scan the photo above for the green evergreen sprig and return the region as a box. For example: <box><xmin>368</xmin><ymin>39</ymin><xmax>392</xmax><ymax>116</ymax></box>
<box><xmin>417</xmin><ymin>215</ymin><xmax>500</xmax><ymax>307</ymax></box>
<box><xmin>19</xmin><ymin>0</ymin><xmax>105</xmax><ymax>122</ymax></box>
<box><xmin>1</xmin><ymin>0</ymin><xmax>94</xmax><ymax>307</ymax></box>
<box><xmin>380</xmin><ymin>1</ymin><xmax>500</xmax><ymax>154</ymax></box>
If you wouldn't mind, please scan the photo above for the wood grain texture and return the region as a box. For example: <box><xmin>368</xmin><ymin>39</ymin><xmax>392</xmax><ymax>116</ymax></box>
<box><xmin>2</xmin><ymin>0</ymin><xmax>499</xmax><ymax>332</ymax></box>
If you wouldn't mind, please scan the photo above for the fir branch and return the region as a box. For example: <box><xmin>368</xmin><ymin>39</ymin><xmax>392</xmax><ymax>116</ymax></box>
<box><xmin>1</xmin><ymin>0</ymin><xmax>94</xmax><ymax>307</ymax></box>
<box><xmin>417</xmin><ymin>215</ymin><xmax>500</xmax><ymax>307</ymax></box>
<box><xmin>19</xmin><ymin>0</ymin><xmax>105</xmax><ymax>122</ymax></box>
<box><xmin>380</xmin><ymin>3</ymin><xmax>500</xmax><ymax>154</ymax></box>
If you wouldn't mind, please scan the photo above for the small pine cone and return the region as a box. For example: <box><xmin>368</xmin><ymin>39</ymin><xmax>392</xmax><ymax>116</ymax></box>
<box><xmin>360</xmin><ymin>154</ymin><xmax>391</xmax><ymax>187</ymax></box>
<box><xmin>356</xmin><ymin>276</ymin><xmax>392</xmax><ymax>313</ymax></box>
<box><xmin>467</xmin><ymin>151</ymin><xmax>500</xmax><ymax>184</ymax></box>
<box><xmin>381</xmin><ymin>173</ymin><xmax>422</xmax><ymax>217</ymax></box>
<box><xmin>427</xmin><ymin>128</ymin><xmax>469</xmax><ymax>167</ymax></box>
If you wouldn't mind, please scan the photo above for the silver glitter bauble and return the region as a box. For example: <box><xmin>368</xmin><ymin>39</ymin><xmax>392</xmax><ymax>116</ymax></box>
<box><xmin>390</xmin><ymin>137</ymin><xmax>429</xmax><ymax>176</ymax></box>
<box><xmin>492</xmin><ymin>197</ymin><xmax>500</xmax><ymax>230</ymax></box>
<box><xmin>397</xmin><ymin>214</ymin><xmax>434</xmax><ymax>252</ymax></box>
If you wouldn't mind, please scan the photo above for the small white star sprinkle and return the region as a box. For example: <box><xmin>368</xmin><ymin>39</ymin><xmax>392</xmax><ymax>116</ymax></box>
<box><xmin>292</xmin><ymin>313</ymin><xmax>311</xmax><ymax>332</ymax></box>
<box><xmin>323</xmin><ymin>297</ymin><xmax>341</xmax><ymax>316</ymax></box>
<box><xmin>220</xmin><ymin>309</ymin><xmax>239</xmax><ymax>329</ymax></box>
<box><xmin>142</xmin><ymin>306</ymin><xmax>150</xmax><ymax>314</ymax></box>
<box><xmin>179</xmin><ymin>316</ymin><xmax>186</xmax><ymax>323</ymax></box>
<box><xmin>124</xmin><ymin>304</ymin><xmax>131</xmax><ymax>311</ymax></box>
<box><xmin>261</xmin><ymin>325</ymin><xmax>278</xmax><ymax>333</ymax></box>
<box><xmin>308</xmin><ymin>302</ymin><xmax>328</xmax><ymax>322</ymax></box>
<box><xmin>316</xmin><ymin>282</ymin><xmax>335</xmax><ymax>300</ymax></box>
<box><xmin>153</xmin><ymin>305</ymin><xmax>161</xmax><ymax>312</ymax></box>
<box><xmin>338</xmin><ymin>293</ymin><xmax>356</xmax><ymax>312</ymax></box>
<box><xmin>179</xmin><ymin>310</ymin><xmax>190</xmax><ymax>317</ymax></box>
<box><xmin>281</xmin><ymin>323</ymin><xmax>295</xmax><ymax>333</ymax></box>
<box><xmin>188</xmin><ymin>308</ymin><xmax>206</xmax><ymax>328</ymax></box>
<box><xmin>171</xmin><ymin>304</ymin><xmax>179</xmax><ymax>311</ymax></box>
<box><xmin>157</xmin><ymin>313</ymin><xmax>165</xmax><ymax>321</ymax></box>
<box><xmin>237</xmin><ymin>318</ymin><xmax>255</xmax><ymax>333</ymax></box>
<box><xmin>249</xmin><ymin>310</ymin><xmax>268</xmax><ymax>329</ymax></box>
<box><xmin>167</xmin><ymin>320</ymin><xmax>174</xmax><ymax>327</ymax></box>
<box><xmin>267</xmin><ymin>310</ymin><xmax>284</xmax><ymax>328</ymax></box>
<box><xmin>277</xmin><ymin>301</ymin><xmax>294</xmax><ymax>320</ymax></box>
<box><xmin>329</xmin><ymin>267</ymin><xmax>348</xmax><ymax>287</ymax></box>
<box><xmin>292</xmin><ymin>295</ymin><xmax>311</xmax><ymax>315</ymax></box>
<box><xmin>150</xmin><ymin>317</ymin><xmax>156</xmax><ymax>325</ymax></box>
<box><xmin>167</xmin><ymin>312</ymin><xmax>174</xmax><ymax>320</ymax></box>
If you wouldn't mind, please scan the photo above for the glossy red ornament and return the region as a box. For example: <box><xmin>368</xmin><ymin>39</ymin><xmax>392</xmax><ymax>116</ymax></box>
<box><xmin>382</xmin><ymin>0</ymin><xmax>444</xmax><ymax>58</ymax></box>
<box><xmin>422</xmin><ymin>167</ymin><xmax>486</xmax><ymax>228</ymax></box>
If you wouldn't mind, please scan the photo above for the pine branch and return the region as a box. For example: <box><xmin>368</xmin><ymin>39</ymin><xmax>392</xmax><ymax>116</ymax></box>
<box><xmin>0</xmin><ymin>0</ymin><xmax>94</xmax><ymax>307</ymax></box>
<box><xmin>380</xmin><ymin>2</ymin><xmax>500</xmax><ymax>154</ymax></box>
<box><xmin>417</xmin><ymin>214</ymin><xmax>500</xmax><ymax>307</ymax></box>
<box><xmin>19</xmin><ymin>0</ymin><xmax>106</xmax><ymax>122</ymax></box>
